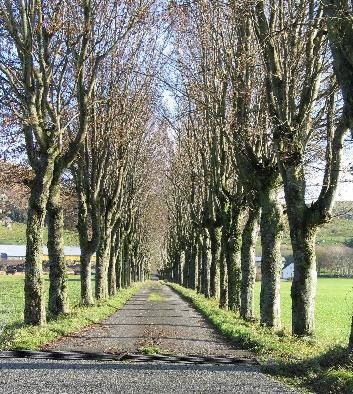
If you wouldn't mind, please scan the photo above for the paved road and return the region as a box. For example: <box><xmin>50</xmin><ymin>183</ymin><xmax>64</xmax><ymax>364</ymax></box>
<box><xmin>0</xmin><ymin>282</ymin><xmax>297</xmax><ymax>393</ymax></box>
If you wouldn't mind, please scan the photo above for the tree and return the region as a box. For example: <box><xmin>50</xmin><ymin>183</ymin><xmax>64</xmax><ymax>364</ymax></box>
<box><xmin>253</xmin><ymin>0</ymin><xmax>349</xmax><ymax>336</ymax></box>
<box><xmin>0</xmin><ymin>0</ymin><xmax>95</xmax><ymax>323</ymax></box>
<box><xmin>323</xmin><ymin>0</ymin><xmax>353</xmax><ymax>350</ymax></box>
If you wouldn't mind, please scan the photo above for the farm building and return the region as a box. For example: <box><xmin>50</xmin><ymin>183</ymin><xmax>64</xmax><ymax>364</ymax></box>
<box><xmin>0</xmin><ymin>245</ymin><xmax>90</xmax><ymax>261</ymax></box>
<box><xmin>282</xmin><ymin>262</ymin><xmax>294</xmax><ymax>280</ymax></box>
<box><xmin>255</xmin><ymin>256</ymin><xmax>291</xmax><ymax>281</ymax></box>
<box><xmin>0</xmin><ymin>245</ymin><xmax>96</xmax><ymax>274</ymax></box>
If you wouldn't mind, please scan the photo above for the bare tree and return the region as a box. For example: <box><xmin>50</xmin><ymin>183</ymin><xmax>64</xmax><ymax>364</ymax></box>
<box><xmin>323</xmin><ymin>0</ymin><xmax>353</xmax><ymax>349</ymax></box>
<box><xmin>253</xmin><ymin>0</ymin><xmax>349</xmax><ymax>335</ymax></box>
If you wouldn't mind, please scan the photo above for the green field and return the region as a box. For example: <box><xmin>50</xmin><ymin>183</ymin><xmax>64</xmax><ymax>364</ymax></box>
<box><xmin>0</xmin><ymin>274</ymin><xmax>142</xmax><ymax>350</ymax></box>
<box><xmin>171</xmin><ymin>281</ymin><xmax>353</xmax><ymax>393</ymax></box>
<box><xmin>0</xmin><ymin>275</ymin><xmax>85</xmax><ymax>333</ymax></box>
<box><xmin>1</xmin><ymin>275</ymin><xmax>351</xmax><ymax>349</ymax></box>
<box><xmin>0</xmin><ymin>223</ymin><xmax>79</xmax><ymax>246</ymax></box>
<box><xmin>255</xmin><ymin>278</ymin><xmax>353</xmax><ymax>346</ymax></box>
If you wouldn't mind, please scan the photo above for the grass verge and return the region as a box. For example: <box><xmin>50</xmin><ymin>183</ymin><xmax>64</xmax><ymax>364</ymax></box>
<box><xmin>0</xmin><ymin>282</ymin><xmax>143</xmax><ymax>350</ymax></box>
<box><xmin>148</xmin><ymin>292</ymin><xmax>166</xmax><ymax>302</ymax></box>
<box><xmin>168</xmin><ymin>282</ymin><xmax>353</xmax><ymax>394</ymax></box>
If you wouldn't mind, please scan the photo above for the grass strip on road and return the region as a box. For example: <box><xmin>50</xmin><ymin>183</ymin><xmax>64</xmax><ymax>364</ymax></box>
<box><xmin>168</xmin><ymin>282</ymin><xmax>353</xmax><ymax>394</ymax></box>
<box><xmin>0</xmin><ymin>282</ymin><xmax>143</xmax><ymax>350</ymax></box>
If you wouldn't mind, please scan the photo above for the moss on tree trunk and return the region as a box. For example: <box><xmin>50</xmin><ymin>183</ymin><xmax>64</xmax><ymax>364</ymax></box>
<box><xmin>47</xmin><ymin>179</ymin><xmax>69</xmax><ymax>316</ymax></box>
<box><xmin>240</xmin><ymin>205</ymin><xmax>260</xmax><ymax>320</ymax></box>
<box><xmin>108</xmin><ymin>240</ymin><xmax>118</xmax><ymax>296</ymax></box>
<box><xmin>95</xmin><ymin>230</ymin><xmax>111</xmax><ymax>300</ymax></box>
<box><xmin>219</xmin><ymin>246</ymin><xmax>228</xmax><ymax>309</ymax></box>
<box><xmin>24</xmin><ymin>168</ymin><xmax>54</xmax><ymax>325</ymax></box>
<box><xmin>290</xmin><ymin>225</ymin><xmax>317</xmax><ymax>336</ymax></box>
<box><xmin>209</xmin><ymin>226</ymin><xmax>221</xmax><ymax>299</ymax></box>
<box><xmin>201</xmin><ymin>230</ymin><xmax>211</xmax><ymax>298</ymax></box>
<box><xmin>224</xmin><ymin>208</ymin><xmax>243</xmax><ymax>313</ymax></box>
<box><xmin>80</xmin><ymin>253</ymin><xmax>93</xmax><ymax>306</ymax></box>
<box><xmin>259</xmin><ymin>188</ymin><xmax>283</xmax><ymax>329</ymax></box>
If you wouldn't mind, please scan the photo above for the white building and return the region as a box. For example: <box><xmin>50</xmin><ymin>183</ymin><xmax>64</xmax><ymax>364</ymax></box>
<box><xmin>255</xmin><ymin>256</ymin><xmax>293</xmax><ymax>281</ymax></box>
<box><xmin>282</xmin><ymin>262</ymin><xmax>294</xmax><ymax>280</ymax></box>
<box><xmin>0</xmin><ymin>245</ymin><xmax>87</xmax><ymax>261</ymax></box>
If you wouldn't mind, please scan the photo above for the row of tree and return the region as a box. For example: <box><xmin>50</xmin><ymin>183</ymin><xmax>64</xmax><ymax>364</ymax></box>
<box><xmin>160</xmin><ymin>0</ymin><xmax>353</xmax><ymax>347</ymax></box>
<box><xmin>0</xmin><ymin>0</ymin><xmax>163</xmax><ymax>325</ymax></box>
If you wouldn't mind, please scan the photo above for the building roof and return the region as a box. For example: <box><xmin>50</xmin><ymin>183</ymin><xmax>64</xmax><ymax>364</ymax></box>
<box><xmin>255</xmin><ymin>256</ymin><xmax>286</xmax><ymax>263</ymax></box>
<box><xmin>0</xmin><ymin>245</ymin><xmax>84</xmax><ymax>257</ymax></box>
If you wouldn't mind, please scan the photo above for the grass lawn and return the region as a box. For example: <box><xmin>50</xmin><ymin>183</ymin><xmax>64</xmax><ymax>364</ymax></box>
<box><xmin>254</xmin><ymin>278</ymin><xmax>353</xmax><ymax>346</ymax></box>
<box><xmin>169</xmin><ymin>278</ymin><xmax>353</xmax><ymax>393</ymax></box>
<box><xmin>0</xmin><ymin>274</ymin><xmax>142</xmax><ymax>350</ymax></box>
<box><xmin>0</xmin><ymin>223</ymin><xmax>79</xmax><ymax>245</ymax></box>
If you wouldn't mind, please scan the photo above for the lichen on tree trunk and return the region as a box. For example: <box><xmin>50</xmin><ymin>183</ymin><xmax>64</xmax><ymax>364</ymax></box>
<box><xmin>259</xmin><ymin>187</ymin><xmax>283</xmax><ymax>329</ymax></box>
<box><xmin>240</xmin><ymin>205</ymin><xmax>260</xmax><ymax>320</ymax></box>
<box><xmin>290</xmin><ymin>225</ymin><xmax>317</xmax><ymax>336</ymax></box>
<box><xmin>219</xmin><ymin>246</ymin><xmax>228</xmax><ymax>309</ymax></box>
<box><xmin>224</xmin><ymin>207</ymin><xmax>244</xmax><ymax>313</ymax></box>
<box><xmin>200</xmin><ymin>230</ymin><xmax>211</xmax><ymax>298</ymax></box>
<box><xmin>24</xmin><ymin>169</ymin><xmax>54</xmax><ymax>325</ymax></box>
<box><xmin>108</xmin><ymin>240</ymin><xmax>117</xmax><ymax>296</ymax></box>
<box><xmin>47</xmin><ymin>178</ymin><xmax>69</xmax><ymax>316</ymax></box>
<box><xmin>95</xmin><ymin>229</ymin><xmax>112</xmax><ymax>300</ymax></box>
<box><xmin>209</xmin><ymin>226</ymin><xmax>221</xmax><ymax>299</ymax></box>
<box><xmin>80</xmin><ymin>253</ymin><xmax>93</xmax><ymax>306</ymax></box>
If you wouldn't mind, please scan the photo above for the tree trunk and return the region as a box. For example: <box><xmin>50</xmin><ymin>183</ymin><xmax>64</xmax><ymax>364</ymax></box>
<box><xmin>95</xmin><ymin>229</ymin><xmax>111</xmax><ymax>299</ymax></box>
<box><xmin>259</xmin><ymin>187</ymin><xmax>283</xmax><ymax>329</ymax></box>
<box><xmin>47</xmin><ymin>179</ymin><xmax>69</xmax><ymax>316</ymax></box>
<box><xmin>282</xmin><ymin>166</ymin><xmax>318</xmax><ymax>336</ymax></box>
<box><xmin>196</xmin><ymin>238</ymin><xmax>202</xmax><ymax>292</ymax></box>
<box><xmin>219</xmin><ymin>244</ymin><xmax>228</xmax><ymax>309</ymax></box>
<box><xmin>182</xmin><ymin>248</ymin><xmax>188</xmax><ymax>287</ymax></box>
<box><xmin>188</xmin><ymin>238</ymin><xmax>197</xmax><ymax>289</ymax></box>
<box><xmin>123</xmin><ymin>236</ymin><xmax>131</xmax><ymax>287</ymax></box>
<box><xmin>201</xmin><ymin>230</ymin><xmax>211</xmax><ymax>297</ymax></box>
<box><xmin>225</xmin><ymin>209</ymin><xmax>243</xmax><ymax>313</ymax></box>
<box><xmin>80</xmin><ymin>253</ymin><xmax>93</xmax><ymax>305</ymax></box>
<box><xmin>209</xmin><ymin>226</ymin><xmax>221</xmax><ymax>299</ymax></box>
<box><xmin>240</xmin><ymin>205</ymin><xmax>260</xmax><ymax>320</ymax></box>
<box><xmin>172</xmin><ymin>244</ymin><xmax>181</xmax><ymax>284</ymax></box>
<box><xmin>116</xmin><ymin>242</ymin><xmax>123</xmax><ymax>290</ymax></box>
<box><xmin>108</xmin><ymin>238</ymin><xmax>117</xmax><ymax>296</ymax></box>
<box><xmin>24</xmin><ymin>169</ymin><xmax>53</xmax><ymax>325</ymax></box>
<box><xmin>290</xmin><ymin>224</ymin><xmax>317</xmax><ymax>336</ymax></box>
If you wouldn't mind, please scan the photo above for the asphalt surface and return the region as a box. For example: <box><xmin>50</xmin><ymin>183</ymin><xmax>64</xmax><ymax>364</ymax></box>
<box><xmin>0</xmin><ymin>282</ymin><xmax>298</xmax><ymax>393</ymax></box>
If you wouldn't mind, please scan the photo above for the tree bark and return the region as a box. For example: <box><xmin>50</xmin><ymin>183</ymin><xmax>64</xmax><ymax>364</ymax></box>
<box><xmin>116</xmin><ymin>241</ymin><xmax>123</xmax><ymax>290</ymax></box>
<box><xmin>188</xmin><ymin>237</ymin><xmax>197</xmax><ymax>290</ymax></box>
<box><xmin>123</xmin><ymin>236</ymin><xmax>131</xmax><ymax>288</ymax></box>
<box><xmin>280</xmin><ymin>166</ymin><xmax>317</xmax><ymax>336</ymax></box>
<box><xmin>80</xmin><ymin>253</ymin><xmax>93</xmax><ymax>306</ymax></box>
<box><xmin>225</xmin><ymin>208</ymin><xmax>243</xmax><ymax>313</ymax></box>
<box><xmin>259</xmin><ymin>187</ymin><xmax>283</xmax><ymax>329</ymax></box>
<box><xmin>200</xmin><ymin>230</ymin><xmax>211</xmax><ymax>297</ymax></box>
<box><xmin>196</xmin><ymin>238</ymin><xmax>202</xmax><ymax>292</ymax></box>
<box><xmin>108</xmin><ymin>238</ymin><xmax>117</xmax><ymax>296</ymax></box>
<box><xmin>209</xmin><ymin>226</ymin><xmax>221</xmax><ymax>299</ymax></box>
<box><xmin>95</xmin><ymin>229</ymin><xmax>111</xmax><ymax>300</ymax></box>
<box><xmin>240</xmin><ymin>205</ymin><xmax>260</xmax><ymax>320</ymax></box>
<box><xmin>181</xmin><ymin>245</ymin><xmax>190</xmax><ymax>287</ymax></box>
<box><xmin>219</xmin><ymin>245</ymin><xmax>228</xmax><ymax>309</ymax></box>
<box><xmin>24</xmin><ymin>168</ymin><xmax>53</xmax><ymax>325</ymax></box>
<box><xmin>47</xmin><ymin>178</ymin><xmax>69</xmax><ymax>316</ymax></box>
<box><xmin>289</xmin><ymin>220</ymin><xmax>317</xmax><ymax>336</ymax></box>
